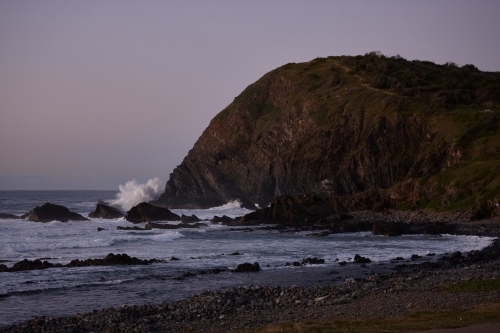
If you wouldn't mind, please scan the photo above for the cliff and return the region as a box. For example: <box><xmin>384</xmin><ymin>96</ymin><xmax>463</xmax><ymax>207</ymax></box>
<box><xmin>156</xmin><ymin>53</ymin><xmax>500</xmax><ymax>214</ymax></box>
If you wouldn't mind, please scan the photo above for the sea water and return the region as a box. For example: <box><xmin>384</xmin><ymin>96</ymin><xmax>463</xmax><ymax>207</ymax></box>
<box><xmin>0</xmin><ymin>190</ymin><xmax>494</xmax><ymax>326</ymax></box>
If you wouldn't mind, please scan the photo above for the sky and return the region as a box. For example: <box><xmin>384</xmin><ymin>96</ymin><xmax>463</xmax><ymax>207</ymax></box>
<box><xmin>1</xmin><ymin>0</ymin><xmax>499</xmax><ymax>190</ymax></box>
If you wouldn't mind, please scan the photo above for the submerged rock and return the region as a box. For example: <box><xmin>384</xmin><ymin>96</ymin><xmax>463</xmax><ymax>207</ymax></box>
<box><xmin>88</xmin><ymin>203</ymin><xmax>125</xmax><ymax>219</ymax></box>
<box><xmin>144</xmin><ymin>222</ymin><xmax>206</xmax><ymax>230</ymax></box>
<box><xmin>26</xmin><ymin>203</ymin><xmax>88</xmax><ymax>222</ymax></box>
<box><xmin>117</xmin><ymin>226</ymin><xmax>146</xmax><ymax>231</ymax></box>
<box><xmin>66</xmin><ymin>253</ymin><xmax>164</xmax><ymax>267</ymax></box>
<box><xmin>125</xmin><ymin>202</ymin><xmax>180</xmax><ymax>223</ymax></box>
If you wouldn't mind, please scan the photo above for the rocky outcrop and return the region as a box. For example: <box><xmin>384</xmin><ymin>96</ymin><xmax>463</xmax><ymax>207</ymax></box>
<box><xmin>234</xmin><ymin>262</ymin><xmax>260</xmax><ymax>272</ymax></box>
<box><xmin>3</xmin><ymin>253</ymin><xmax>163</xmax><ymax>272</ymax></box>
<box><xmin>88</xmin><ymin>204</ymin><xmax>125</xmax><ymax>219</ymax></box>
<box><xmin>26</xmin><ymin>203</ymin><xmax>88</xmax><ymax>222</ymax></box>
<box><xmin>238</xmin><ymin>193</ymin><xmax>393</xmax><ymax>225</ymax></box>
<box><xmin>181</xmin><ymin>214</ymin><xmax>201</xmax><ymax>223</ymax></box>
<box><xmin>155</xmin><ymin>55</ymin><xmax>500</xmax><ymax>215</ymax></box>
<box><xmin>125</xmin><ymin>202</ymin><xmax>180</xmax><ymax>223</ymax></box>
<box><xmin>117</xmin><ymin>226</ymin><xmax>146</xmax><ymax>231</ymax></box>
<box><xmin>144</xmin><ymin>221</ymin><xmax>206</xmax><ymax>230</ymax></box>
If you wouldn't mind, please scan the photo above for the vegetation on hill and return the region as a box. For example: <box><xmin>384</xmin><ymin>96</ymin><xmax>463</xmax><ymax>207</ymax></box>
<box><xmin>158</xmin><ymin>53</ymin><xmax>500</xmax><ymax>217</ymax></box>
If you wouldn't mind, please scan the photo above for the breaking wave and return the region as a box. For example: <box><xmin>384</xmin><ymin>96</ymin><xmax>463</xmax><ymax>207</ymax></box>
<box><xmin>111</xmin><ymin>178</ymin><xmax>163</xmax><ymax>210</ymax></box>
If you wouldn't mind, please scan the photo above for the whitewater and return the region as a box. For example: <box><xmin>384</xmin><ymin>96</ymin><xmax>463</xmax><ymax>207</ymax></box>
<box><xmin>0</xmin><ymin>189</ymin><xmax>495</xmax><ymax>326</ymax></box>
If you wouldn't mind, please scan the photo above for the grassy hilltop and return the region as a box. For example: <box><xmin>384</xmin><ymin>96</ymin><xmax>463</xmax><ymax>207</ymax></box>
<box><xmin>158</xmin><ymin>53</ymin><xmax>500</xmax><ymax>217</ymax></box>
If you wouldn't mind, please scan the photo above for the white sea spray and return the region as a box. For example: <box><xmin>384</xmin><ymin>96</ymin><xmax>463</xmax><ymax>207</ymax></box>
<box><xmin>111</xmin><ymin>178</ymin><xmax>163</xmax><ymax>210</ymax></box>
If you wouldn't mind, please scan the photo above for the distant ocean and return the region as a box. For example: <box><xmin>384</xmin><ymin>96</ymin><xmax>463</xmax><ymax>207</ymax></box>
<box><xmin>0</xmin><ymin>190</ymin><xmax>494</xmax><ymax>326</ymax></box>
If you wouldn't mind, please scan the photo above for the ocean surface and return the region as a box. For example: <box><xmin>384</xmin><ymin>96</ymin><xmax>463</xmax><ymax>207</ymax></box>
<box><xmin>0</xmin><ymin>190</ymin><xmax>495</xmax><ymax>326</ymax></box>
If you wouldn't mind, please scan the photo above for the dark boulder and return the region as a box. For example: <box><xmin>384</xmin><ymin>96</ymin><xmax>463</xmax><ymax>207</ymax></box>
<box><xmin>181</xmin><ymin>214</ymin><xmax>201</xmax><ymax>223</ymax></box>
<box><xmin>234</xmin><ymin>262</ymin><xmax>260</xmax><ymax>272</ymax></box>
<box><xmin>144</xmin><ymin>221</ymin><xmax>206</xmax><ymax>230</ymax></box>
<box><xmin>3</xmin><ymin>253</ymin><xmax>163</xmax><ymax>272</ymax></box>
<box><xmin>269</xmin><ymin>195</ymin><xmax>336</xmax><ymax>224</ymax></box>
<box><xmin>210</xmin><ymin>215</ymin><xmax>235</xmax><ymax>224</ymax></box>
<box><xmin>9</xmin><ymin>259</ymin><xmax>63</xmax><ymax>272</ymax></box>
<box><xmin>27</xmin><ymin>203</ymin><xmax>88</xmax><ymax>222</ymax></box>
<box><xmin>88</xmin><ymin>204</ymin><xmax>125</xmax><ymax>219</ymax></box>
<box><xmin>65</xmin><ymin>253</ymin><xmax>163</xmax><ymax>267</ymax></box>
<box><xmin>0</xmin><ymin>213</ymin><xmax>19</xmax><ymax>219</ymax></box>
<box><xmin>353</xmin><ymin>254</ymin><xmax>371</xmax><ymax>263</ymax></box>
<box><xmin>239</xmin><ymin>208</ymin><xmax>272</xmax><ymax>223</ymax></box>
<box><xmin>301</xmin><ymin>257</ymin><xmax>325</xmax><ymax>265</ymax></box>
<box><xmin>117</xmin><ymin>226</ymin><xmax>146</xmax><ymax>231</ymax></box>
<box><xmin>125</xmin><ymin>202</ymin><xmax>180</xmax><ymax>223</ymax></box>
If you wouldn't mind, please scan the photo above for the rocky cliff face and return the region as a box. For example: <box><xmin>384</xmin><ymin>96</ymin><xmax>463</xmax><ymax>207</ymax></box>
<box><xmin>156</xmin><ymin>54</ymin><xmax>500</xmax><ymax>213</ymax></box>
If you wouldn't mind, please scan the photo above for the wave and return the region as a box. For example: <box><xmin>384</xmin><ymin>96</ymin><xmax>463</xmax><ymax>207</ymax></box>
<box><xmin>111</xmin><ymin>178</ymin><xmax>163</xmax><ymax>210</ymax></box>
<box><xmin>207</xmin><ymin>200</ymin><xmax>243</xmax><ymax>210</ymax></box>
<box><xmin>1</xmin><ymin>278</ymin><xmax>137</xmax><ymax>298</ymax></box>
<box><xmin>5</xmin><ymin>231</ymin><xmax>184</xmax><ymax>252</ymax></box>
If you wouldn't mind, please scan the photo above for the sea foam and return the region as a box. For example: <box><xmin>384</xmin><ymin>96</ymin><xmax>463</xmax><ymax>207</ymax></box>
<box><xmin>111</xmin><ymin>178</ymin><xmax>163</xmax><ymax>210</ymax></box>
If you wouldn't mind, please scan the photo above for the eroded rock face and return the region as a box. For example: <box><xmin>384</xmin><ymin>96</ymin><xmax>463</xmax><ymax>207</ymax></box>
<box><xmin>155</xmin><ymin>59</ymin><xmax>433</xmax><ymax>210</ymax></box>
<box><xmin>154</xmin><ymin>55</ymin><xmax>500</xmax><ymax>214</ymax></box>
<box><xmin>27</xmin><ymin>203</ymin><xmax>88</xmax><ymax>222</ymax></box>
<box><xmin>88</xmin><ymin>204</ymin><xmax>125</xmax><ymax>219</ymax></box>
<box><xmin>239</xmin><ymin>192</ymin><xmax>393</xmax><ymax>225</ymax></box>
<box><xmin>125</xmin><ymin>202</ymin><xmax>180</xmax><ymax>223</ymax></box>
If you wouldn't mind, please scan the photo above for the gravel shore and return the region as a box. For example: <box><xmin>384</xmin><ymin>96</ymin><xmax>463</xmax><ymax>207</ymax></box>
<box><xmin>1</xmin><ymin>213</ymin><xmax>499</xmax><ymax>333</ymax></box>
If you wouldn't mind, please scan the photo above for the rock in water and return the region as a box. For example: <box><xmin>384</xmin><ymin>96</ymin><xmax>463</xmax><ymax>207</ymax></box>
<box><xmin>88</xmin><ymin>203</ymin><xmax>125</xmax><ymax>219</ymax></box>
<box><xmin>181</xmin><ymin>214</ymin><xmax>201</xmax><ymax>223</ymax></box>
<box><xmin>27</xmin><ymin>203</ymin><xmax>88</xmax><ymax>222</ymax></box>
<box><xmin>125</xmin><ymin>202</ymin><xmax>180</xmax><ymax>223</ymax></box>
<box><xmin>302</xmin><ymin>257</ymin><xmax>325</xmax><ymax>265</ymax></box>
<box><xmin>210</xmin><ymin>215</ymin><xmax>235</xmax><ymax>224</ymax></box>
<box><xmin>234</xmin><ymin>262</ymin><xmax>260</xmax><ymax>272</ymax></box>
<box><xmin>353</xmin><ymin>254</ymin><xmax>371</xmax><ymax>264</ymax></box>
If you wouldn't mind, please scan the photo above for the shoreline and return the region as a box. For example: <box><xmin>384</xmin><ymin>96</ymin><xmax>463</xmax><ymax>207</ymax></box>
<box><xmin>0</xmin><ymin>211</ymin><xmax>499</xmax><ymax>333</ymax></box>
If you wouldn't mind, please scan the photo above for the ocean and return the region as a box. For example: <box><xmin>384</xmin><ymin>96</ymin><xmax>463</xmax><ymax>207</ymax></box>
<box><xmin>0</xmin><ymin>190</ymin><xmax>494</xmax><ymax>326</ymax></box>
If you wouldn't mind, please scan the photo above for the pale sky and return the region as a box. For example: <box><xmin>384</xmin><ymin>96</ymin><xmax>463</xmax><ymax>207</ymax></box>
<box><xmin>1</xmin><ymin>0</ymin><xmax>499</xmax><ymax>190</ymax></box>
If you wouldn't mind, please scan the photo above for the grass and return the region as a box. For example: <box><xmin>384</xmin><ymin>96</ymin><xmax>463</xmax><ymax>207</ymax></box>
<box><xmin>444</xmin><ymin>279</ymin><xmax>500</xmax><ymax>293</ymax></box>
<box><xmin>237</xmin><ymin>303</ymin><xmax>500</xmax><ymax>333</ymax></box>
